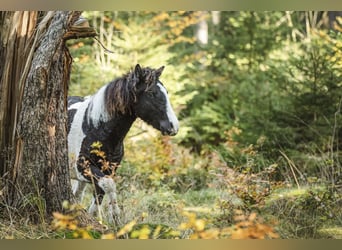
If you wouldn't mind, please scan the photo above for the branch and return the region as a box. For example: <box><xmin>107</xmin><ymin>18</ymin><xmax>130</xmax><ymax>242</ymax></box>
<box><xmin>63</xmin><ymin>26</ymin><xmax>97</xmax><ymax>40</ymax></box>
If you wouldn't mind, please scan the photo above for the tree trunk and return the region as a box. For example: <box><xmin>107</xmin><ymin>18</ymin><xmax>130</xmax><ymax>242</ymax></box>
<box><xmin>0</xmin><ymin>11</ymin><xmax>38</xmax><ymax>177</ymax></box>
<box><xmin>0</xmin><ymin>11</ymin><xmax>82</xmax><ymax>223</ymax></box>
<box><xmin>195</xmin><ymin>11</ymin><xmax>208</xmax><ymax>46</ymax></box>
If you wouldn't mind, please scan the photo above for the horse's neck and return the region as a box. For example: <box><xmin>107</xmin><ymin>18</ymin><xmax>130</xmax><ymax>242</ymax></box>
<box><xmin>108</xmin><ymin>113</ymin><xmax>136</xmax><ymax>142</ymax></box>
<box><xmin>83</xmin><ymin>113</ymin><xmax>135</xmax><ymax>163</ymax></box>
<box><xmin>100</xmin><ymin>113</ymin><xmax>135</xmax><ymax>163</ymax></box>
<box><xmin>93</xmin><ymin>111</ymin><xmax>133</xmax><ymax>144</ymax></box>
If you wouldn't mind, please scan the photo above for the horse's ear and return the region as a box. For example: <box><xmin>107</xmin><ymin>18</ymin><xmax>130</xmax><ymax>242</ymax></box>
<box><xmin>155</xmin><ymin>66</ymin><xmax>165</xmax><ymax>78</ymax></box>
<box><xmin>134</xmin><ymin>64</ymin><xmax>143</xmax><ymax>78</ymax></box>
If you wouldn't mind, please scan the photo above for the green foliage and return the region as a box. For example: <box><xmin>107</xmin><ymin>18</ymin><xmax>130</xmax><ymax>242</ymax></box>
<box><xmin>282</xmin><ymin>34</ymin><xmax>341</xmax><ymax>143</ymax></box>
<box><xmin>264</xmin><ymin>186</ymin><xmax>342</xmax><ymax>238</ymax></box>
<box><xmin>67</xmin><ymin>11</ymin><xmax>197</xmax><ymax>109</ymax></box>
<box><xmin>119</xmin><ymin>130</ymin><xmax>213</xmax><ymax>192</ymax></box>
<box><xmin>177</xmin><ymin>12</ymin><xmax>341</xmax><ymax>187</ymax></box>
<box><xmin>178</xmin><ymin>12</ymin><xmax>292</xmax><ymax>153</ymax></box>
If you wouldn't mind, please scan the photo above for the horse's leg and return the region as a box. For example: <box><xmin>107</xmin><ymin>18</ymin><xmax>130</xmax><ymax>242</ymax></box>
<box><xmin>74</xmin><ymin>156</ymin><xmax>93</xmax><ymax>203</ymax></box>
<box><xmin>97</xmin><ymin>176</ymin><xmax>121</xmax><ymax>225</ymax></box>
<box><xmin>87</xmin><ymin>178</ymin><xmax>121</xmax><ymax>225</ymax></box>
<box><xmin>88</xmin><ymin>184</ymin><xmax>105</xmax><ymax>216</ymax></box>
<box><xmin>86</xmin><ymin>163</ymin><xmax>121</xmax><ymax>225</ymax></box>
<box><xmin>72</xmin><ymin>180</ymin><xmax>87</xmax><ymax>202</ymax></box>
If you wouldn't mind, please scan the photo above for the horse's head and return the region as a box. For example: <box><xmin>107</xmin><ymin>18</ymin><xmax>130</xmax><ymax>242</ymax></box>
<box><xmin>133</xmin><ymin>64</ymin><xmax>179</xmax><ymax>136</ymax></box>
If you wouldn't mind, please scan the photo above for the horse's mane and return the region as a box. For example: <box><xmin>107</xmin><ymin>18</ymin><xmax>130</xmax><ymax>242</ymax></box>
<box><xmin>105</xmin><ymin>67</ymin><xmax>160</xmax><ymax>115</ymax></box>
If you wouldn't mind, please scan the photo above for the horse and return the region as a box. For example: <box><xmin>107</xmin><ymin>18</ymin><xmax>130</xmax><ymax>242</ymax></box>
<box><xmin>67</xmin><ymin>64</ymin><xmax>179</xmax><ymax>224</ymax></box>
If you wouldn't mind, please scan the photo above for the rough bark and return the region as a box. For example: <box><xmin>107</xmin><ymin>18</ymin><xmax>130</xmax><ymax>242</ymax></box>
<box><xmin>0</xmin><ymin>11</ymin><xmax>39</xmax><ymax>176</ymax></box>
<box><xmin>0</xmin><ymin>11</ymin><xmax>83</xmax><ymax>223</ymax></box>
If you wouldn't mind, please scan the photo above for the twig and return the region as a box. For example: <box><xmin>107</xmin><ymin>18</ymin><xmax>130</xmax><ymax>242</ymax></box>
<box><xmin>279</xmin><ymin>150</ymin><xmax>301</xmax><ymax>189</ymax></box>
<box><xmin>93</xmin><ymin>37</ymin><xmax>115</xmax><ymax>54</ymax></box>
<box><xmin>63</xmin><ymin>26</ymin><xmax>115</xmax><ymax>54</ymax></box>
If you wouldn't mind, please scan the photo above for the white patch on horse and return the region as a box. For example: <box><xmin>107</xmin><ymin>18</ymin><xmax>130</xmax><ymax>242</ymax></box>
<box><xmin>68</xmin><ymin>99</ymin><xmax>90</xmax><ymax>183</ymax></box>
<box><xmin>87</xmin><ymin>85</ymin><xmax>110</xmax><ymax>128</ymax></box>
<box><xmin>97</xmin><ymin>177</ymin><xmax>121</xmax><ymax>223</ymax></box>
<box><xmin>88</xmin><ymin>197</ymin><xmax>100</xmax><ymax>216</ymax></box>
<box><xmin>157</xmin><ymin>82</ymin><xmax>179</xmax><ymax>134</ymax></box>
<box><xmin>72</xmin><ymin>180</ymin><xmax>86</xmax><ymax>199</ymax></box>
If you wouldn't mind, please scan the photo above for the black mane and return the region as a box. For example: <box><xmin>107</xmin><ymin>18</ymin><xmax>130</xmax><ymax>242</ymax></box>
<box><xmin>104</xmin><ymin>66</ymin><xmax>163</xmax><ymax>115</ymax></box>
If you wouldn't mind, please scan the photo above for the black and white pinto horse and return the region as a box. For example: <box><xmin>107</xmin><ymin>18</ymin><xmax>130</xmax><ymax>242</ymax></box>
<box><xmin>67</xmin><ymin>64</ymin><xmax>179</xmax><ymax>223</ymax></box>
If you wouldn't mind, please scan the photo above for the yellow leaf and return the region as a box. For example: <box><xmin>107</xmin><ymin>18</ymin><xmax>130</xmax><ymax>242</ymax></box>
<box><xmin>117</xmin><ymin>220</ymin><xmax>137</xmax><ymax>237</ymax></box>
<box><xmin>91</xmin><ymin>141</ymin><xmax>103</xmax><ymax>149</ymax></box>
<box><xmin>199</xmin><ymin>228</ymin><xmax>220</xmax><ymax>239</ymax></box>
<box><xmin>81</xmin><ymin>231</ymin><xmax>93</xmax><ymax>239</ymax></box>
<box><xmin>68</xmin><ymin>223</ymin><xmax>77</xmax><ymax>230</ymax></box>
<box><xmin>190</xmin><ymin>233</ymin><xmax>199</xmax><ymax>239</ymax></box>
<box><xmin>52</xmin><ymin>212</ymin><xmax>73</xmax><ymax>221</ymax></box>
<box><xmin>101</xmin><ymin>233</ymin><xmax>116</xmax><ymax>239</ymax></box>
<box><xmin>194</xmin><ymin>219</ymin><xmax>206</xmax><ymax>231</ymax></box>
<box><xmin>179</xmin><ymin>222</ymin><xmax>188</xmax><ymax>230</ymax></box>
<box><xmin>131</xmin><ymin>226</ymin><xmax>151</xmax><ymax>239</ymax></box>
<box><xmin>152</xmin><ymin>225</ymin><xmax>162</xmax><ymax>239</ymax></box>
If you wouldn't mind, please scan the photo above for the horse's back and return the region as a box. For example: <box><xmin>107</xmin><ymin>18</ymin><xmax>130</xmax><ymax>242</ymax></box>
<box><xmin>68</xmin><ymin>96</ymin><xmax>85</xmax><ymax>108</ymax></box>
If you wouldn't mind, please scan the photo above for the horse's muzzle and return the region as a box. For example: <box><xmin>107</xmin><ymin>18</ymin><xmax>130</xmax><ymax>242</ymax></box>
<box><xmin>160</xmin><ymin>120</ymin><xmax>178</xmax><ymax>136</ymax></box>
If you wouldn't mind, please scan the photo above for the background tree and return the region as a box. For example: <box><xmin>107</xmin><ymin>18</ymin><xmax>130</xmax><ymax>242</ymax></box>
<box><xmin>0</xmin><ymin>11</ymin><xmax>85</xmax><ymax>223</ymax></box>
<box><xmin>178</xmin><ymin>11</ymin><xmax>341</xmax><ymax>177</ymax></box>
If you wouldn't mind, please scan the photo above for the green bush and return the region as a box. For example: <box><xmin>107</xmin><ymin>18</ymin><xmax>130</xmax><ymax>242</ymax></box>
<box><xmin>263</xmin><ymin>185</ymin><xmax>342</xmax><ymax>238</ymax></box>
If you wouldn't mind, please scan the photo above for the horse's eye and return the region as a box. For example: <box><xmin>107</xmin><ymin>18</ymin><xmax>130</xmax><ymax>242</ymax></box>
<box><xmin>147</xmin><ymin>90</ymin><xmax>157</xmax><ymax>97</ymax></box>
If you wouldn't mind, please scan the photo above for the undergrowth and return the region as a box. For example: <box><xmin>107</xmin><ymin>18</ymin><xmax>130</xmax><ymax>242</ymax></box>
<box><xmin>51</xmin><ymin>202</ymin><xmax>279</xmax><ymax>239</ymax></box>
<box><xmin>0</xmin><ymin>125</ymin><xmax>341</xmax><ymax>239</ymax></box>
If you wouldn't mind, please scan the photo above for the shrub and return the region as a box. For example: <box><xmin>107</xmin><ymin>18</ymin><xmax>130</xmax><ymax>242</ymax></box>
<box><xmin>263</xmin><ymin>185</ymin><xmax>342</xmax><ymax>238</ymax></box>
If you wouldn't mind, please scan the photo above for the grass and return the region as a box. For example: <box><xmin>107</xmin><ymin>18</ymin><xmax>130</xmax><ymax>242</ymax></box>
<box><xmin>1</xmin><ymin>180</ymin><xmax>340</xmax><ymax>239</ymax></box>
<box><xmin>0</xmin><ymin>220</ymin><xmax>57</xmax><ymax>239</ymax></box>
<box><xmin>0</xmin><ymin>132</ymin><xmax>341</xmax><ymax>239</ymax></box>
<box><xmin>317</xmin><ymin>227</ymin><xmax>342</xmax><ymax>239</ymax></box>
<box><xmin>0</xmin><ymin>185</ymin><xmax>257</xmax><ymax>239</ymax></box>
<box><xmin>262</xmin><ymin>185</ymin><xmax>342</xmax><ymax>238</ymax></box>
<box><xmin>76</xmin><ymin>185</ymin><xmax>227</xmax><ymax>230</ymax></box>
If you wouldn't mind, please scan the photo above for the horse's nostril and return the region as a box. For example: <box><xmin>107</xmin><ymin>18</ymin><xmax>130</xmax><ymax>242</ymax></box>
<box><xmin>160</xmin><ymin>120</ymin><xmax>178</xmax><ymax>136</ymax></box>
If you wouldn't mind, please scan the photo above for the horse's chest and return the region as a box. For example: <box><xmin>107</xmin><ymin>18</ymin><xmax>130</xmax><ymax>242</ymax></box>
<box><xmin>68</xmin><ymin>100</ymin><xmax>89</xmax><ymax>178</ymax></box>
<box><xmin>67</xmin><ymin>99</ymin><xmax>128</xmax><ymax>180</ymax></box>
<box><xmin>84</xmin><ymin>139</ymin><xmax>124</xmax><ymax>164</ymax></box>
<box><xmin>75</xmin><ymin>139</ymin><xmax>123</xmax><ymax>178</ymax></box>
<box><xmin>73</xmin><ymin>125</ymin><xmax>123</xmax><ymax>172</ymax></box>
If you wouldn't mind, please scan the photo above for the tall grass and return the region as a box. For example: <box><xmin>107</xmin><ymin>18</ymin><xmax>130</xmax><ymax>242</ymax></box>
<box><xmin>0</xmin><ymin>123</ymin><xmax>341</xmax><ymax>239</ymax></box>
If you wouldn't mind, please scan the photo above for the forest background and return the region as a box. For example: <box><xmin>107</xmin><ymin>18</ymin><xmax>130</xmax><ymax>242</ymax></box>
<box><xmin>1</xmin><ymin>11</ymin><xmax>342</xmax><ymax>239</ymax></box>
